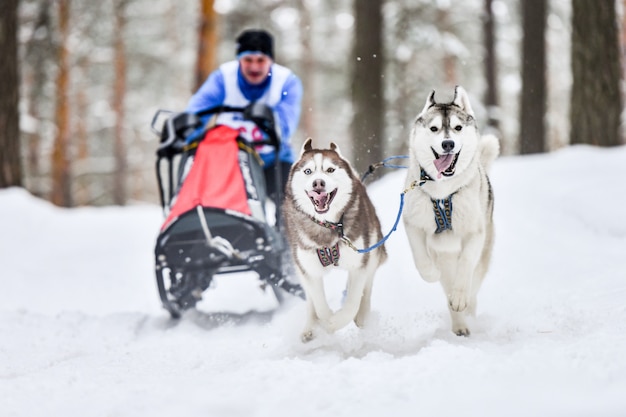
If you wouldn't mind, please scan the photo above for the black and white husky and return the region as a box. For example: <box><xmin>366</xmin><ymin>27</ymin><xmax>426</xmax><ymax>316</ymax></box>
<box><xmin>283</xmin><ymin>139</ymin><xmax>387</xmax><ymax>342</ymax></box>
<box><xmin>403</xmin><ymin>86</ymin><xmax>499</xmax><ymax>336</ymax></box>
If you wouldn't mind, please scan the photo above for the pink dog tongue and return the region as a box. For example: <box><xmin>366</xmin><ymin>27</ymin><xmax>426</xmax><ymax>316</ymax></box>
<box><xmin>434</xmin><ymin>154</ymin><xmax>454</xmax><ymax>177</ymax></box>
<box><xmin>307</xmin><ymin>190</ymin><xmax>328</xmax><ymax>209</ymax></box>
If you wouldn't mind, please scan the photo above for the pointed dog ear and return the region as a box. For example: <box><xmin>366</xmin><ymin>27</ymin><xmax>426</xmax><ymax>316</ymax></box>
<box><xmin>452</xmin><ymin>85</ymin><xmax>475</xmax><ymax>117</ymax></box>
<box><xmin>300</xmin><ymin>137</ymin><xmax>313</xmax><ymax>155</ymax></box>
<box><xmin>419</xmin><ymin>90</ymin><xmax>436</xmax><ymax>116</ymax></box>
<box><xmin>329</xmin><ymin>141</ymin><xmax>344</xmax><ymax>157</ymax></box>
<box><xmin>330</xmin><ymin>142</ymin><xmax>345</xmax><ymax>159</ymax></box>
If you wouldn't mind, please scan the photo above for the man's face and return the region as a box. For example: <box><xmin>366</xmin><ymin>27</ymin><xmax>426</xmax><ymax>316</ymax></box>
<box><xmin>239</xmin><ymin>54</ymin><xmax>272</xmax><ymax>85</ymax></box>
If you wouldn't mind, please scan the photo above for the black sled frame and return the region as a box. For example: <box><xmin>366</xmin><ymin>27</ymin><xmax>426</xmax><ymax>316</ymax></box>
<box><xmin>151</xmin><ymin>104</ymin><xmax>303</xmax><ymax>318</ymax></box>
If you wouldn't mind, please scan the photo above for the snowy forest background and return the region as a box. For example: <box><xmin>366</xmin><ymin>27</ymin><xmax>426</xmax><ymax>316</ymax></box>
<box><xmin>5</xmin><ymin>0</ymin><xmax>626</xmax><ymax>205</ymax></box>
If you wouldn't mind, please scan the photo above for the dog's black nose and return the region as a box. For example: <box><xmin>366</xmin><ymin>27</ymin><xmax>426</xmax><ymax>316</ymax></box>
<box><xmin>442</xmin><ymin>140</ymin><xmax>455</xmax><ymax>153</ymax></box>
<box><xmin>312</xmin><ymin>179</ymin><xmax>325</xmax><ymax>190</ymax></box>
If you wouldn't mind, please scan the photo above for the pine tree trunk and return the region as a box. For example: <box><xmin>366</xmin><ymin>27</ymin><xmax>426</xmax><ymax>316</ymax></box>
<box><xmin>299</xmin><ymin>0</ymin><xmax>316</xmax><ymax>141</ymax></box>
<box><xmin>112</xmin><ymin>0</ymin><xmax>128</xmax><ymax>205</ymax></box>
<box><xmin>570</xmin><ymin>0</ymin><xmax>623</xmax><ymax>146</ymax></box>
<box><xmin>74</xmin><ymin>58</ymin><xmax>90</xmax><ymax>205</ymax></box>
<box><xmin>0</xmin><ymin>0</ymin><xmax>22</xmax><ymax>188</ymax></box>
<box><xmin>438</xmin><ymin>7</ymin><xmax>457</xmax><ymax>86</ymax></box>
<box><xmin>51</xmin><ymin>0</ymin><xmax>72</xmax><ymax>206</ymax></box>
<box><xmin>351</xmin><ymin>0</ymin><xmax>384</xmax><ymax>175</ymax></box>
<box><xmin>519</xmin><ymin>0</ymin><xmax>547</xmax><ymax>154</ymax></box>
<box><xmin>483</xmin><ymin>0</ymin><xmax>500</xmax><ymax>132</ymax></box>
<box><xmin>195</xmin><ymin>0</ymin><xmax>218</xmax><ymax>90</ymax></box>
<box><xmin>24</xmin><ymin>0</ymin><xmax>53</xmax><ymax>196</ymax></box>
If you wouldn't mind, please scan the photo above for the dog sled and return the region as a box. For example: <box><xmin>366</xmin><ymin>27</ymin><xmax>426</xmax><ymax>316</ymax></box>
<box><xmin>151</xmin><ymin>103</ymin><xmax>303</xmax><ymax>318</ymax></box>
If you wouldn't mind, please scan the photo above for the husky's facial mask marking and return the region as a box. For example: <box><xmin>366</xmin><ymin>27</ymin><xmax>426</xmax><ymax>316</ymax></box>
<box><xmin>291</xmin><ymin>140</ymin><xmax>353</xmax><ymax>220</ymax></box>
<box><xmin>413</xmin><ymin>88</ymin><xmax>478</xmax><ymax>180</ymax></box>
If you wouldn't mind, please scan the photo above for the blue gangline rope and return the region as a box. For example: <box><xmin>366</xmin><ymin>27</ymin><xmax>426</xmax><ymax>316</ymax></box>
<box><xmin>360</xmin><ymin>155</ymin><xmax>409</xmax><ymax>182</ymax></box>
<box><xmin>351</xmin><ymin>191</ymin><xmax>406</xmax><ymax>253</ymax></box>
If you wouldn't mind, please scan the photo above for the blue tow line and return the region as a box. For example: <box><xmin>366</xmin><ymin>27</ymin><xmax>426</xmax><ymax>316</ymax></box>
<box><xmin>360</xmin><ymin>155</ymin><xmax>409</xmax><ymax>183</ymax></box>
<box><xmin>339</xmin><ymin>155</ymin><xmax>426</xmax><ymax>254</ymax></box>
<box><xmin>347</xmin><ymin>192</ymin><xmax>407</xmax><ymax>253</ymax></box>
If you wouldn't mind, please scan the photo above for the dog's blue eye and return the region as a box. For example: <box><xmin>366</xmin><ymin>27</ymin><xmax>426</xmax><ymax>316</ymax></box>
<box><xmin>454</xmin><ymin>125</ymin><xmax>462</xmax><ymax>131</ymax></box>
<box><xmin>430</xmin><ymin>126</ymin><xmax>438</xmax><ymax>132</ymax></box>
<box><xmin>304</xmin><ymin>168</ymin><xmax>312</xmax><ymax>175</ymax></box>
<box><xmin>326</xmin><ymin>168</ymin><xmax>335</xmax><ymax>173</ymax></box>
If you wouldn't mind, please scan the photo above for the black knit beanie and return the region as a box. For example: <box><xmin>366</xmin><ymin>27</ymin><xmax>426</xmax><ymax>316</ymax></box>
<box><xmin>236</xmin><ymin>29</ymin><xmax>274</xmax><ymax>59</ymax></box>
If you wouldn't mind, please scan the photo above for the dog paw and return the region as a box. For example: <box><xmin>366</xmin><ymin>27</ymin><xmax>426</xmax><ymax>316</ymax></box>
<box><xmin>448</xmin><ymin>291</ymin><xmax>469</xmax><ymax>312</ymax></box>
<box><xmin>454</xmin><ymin>326</ymin><xmax>471</xmax><ymax>337</ymax></box>
<box><xmin>451</xmin><ymin>312</ymin><xmax>471</xmax><ymax>336</ymax></box>
<box><xmin>301</xmin><ymin>330</ymin><xmax>315</xmax><ymax>343</ymax></box>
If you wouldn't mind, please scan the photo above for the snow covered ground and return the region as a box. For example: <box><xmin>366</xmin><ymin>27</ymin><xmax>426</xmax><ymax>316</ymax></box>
<box><xmin>2</xmin><ymin>144</ymin><xmax>626</xmax><ymax>417</ymax></box>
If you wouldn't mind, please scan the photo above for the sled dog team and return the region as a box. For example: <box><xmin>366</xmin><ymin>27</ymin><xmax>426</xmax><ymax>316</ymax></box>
<box><xmin>283</xmin><ymin>86</ymin><xmax>500</xmax><ymax>342</ymax></box>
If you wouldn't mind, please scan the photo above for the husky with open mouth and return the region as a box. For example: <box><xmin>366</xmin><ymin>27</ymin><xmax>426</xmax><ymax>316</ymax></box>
<box><xmin>282</xmin><ymin>139</ymin><xmax>387</xmax><ymax>342</ymax></box>
<box><xmin>403</xmin><ymin>86</ymin><xmax>499</xmax><ymax>336</ymax></box>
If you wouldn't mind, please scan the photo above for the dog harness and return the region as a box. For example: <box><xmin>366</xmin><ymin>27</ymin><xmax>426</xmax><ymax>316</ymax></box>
<box><xmin>307</xmin><ymin>215</ymin><xmax>348</xmax><ymax>266</ymax></box>
<box><xmin>307</xmin><ymin>214</ymin><xmax>365</xmax><ymax>251</ymax></box>
<box><xmin>432</xmin><ymin>195</ymin><xmax>454</xmax><ymax>233</ymax></box>
<box><xmin>317</xmin><ymin>242</ymin><xmax>340</xmax><ymax>267</ymax></box>
<box><xmin>411</xmin><ymin>168</ymin><xmax>455</xmax><ymax>233</ymax></box>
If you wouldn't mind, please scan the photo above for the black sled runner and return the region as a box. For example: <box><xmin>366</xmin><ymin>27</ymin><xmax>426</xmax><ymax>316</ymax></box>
<box><xmin>151</xmin><ymin>104</ymin><xmax>303</xmax><ymax>318</ymax></box>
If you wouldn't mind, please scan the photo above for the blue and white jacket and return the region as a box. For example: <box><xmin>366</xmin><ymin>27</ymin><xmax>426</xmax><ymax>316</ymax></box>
<box><xmin>186</xmin><ymin>60</ymin><xmax>302</xmax><ymax>165</ymax></box>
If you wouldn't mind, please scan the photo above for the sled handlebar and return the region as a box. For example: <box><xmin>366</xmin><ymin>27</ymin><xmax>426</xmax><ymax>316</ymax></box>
<box><xmin>197</xmin><ymin>103</ymin><xmax>280</xmax><ymax>149</ymax></box>
<box><xmin>150</xmin><ymin>109</ymin><xmax>173</xmax><ymax>136</ymax></box>
<box><xmin>151</xmin><ymin>104</ymin><xmax>280</xmax><ymax>156</ymax></box>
